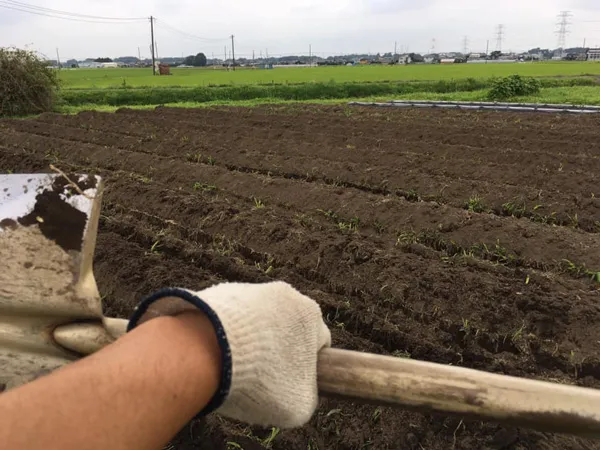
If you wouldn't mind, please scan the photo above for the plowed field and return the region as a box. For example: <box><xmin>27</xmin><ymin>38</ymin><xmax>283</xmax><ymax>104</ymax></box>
<box><xmin>1</xmin><ymin>105</ymin><xmax>600</xmax><ymax>450</ymax></box>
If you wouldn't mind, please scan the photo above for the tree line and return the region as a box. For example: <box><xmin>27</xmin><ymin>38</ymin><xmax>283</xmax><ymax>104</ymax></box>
<box><xmin>182</xmin><ymin>53</ymin><xmax>207</xmax><ymax>67</ymax></box>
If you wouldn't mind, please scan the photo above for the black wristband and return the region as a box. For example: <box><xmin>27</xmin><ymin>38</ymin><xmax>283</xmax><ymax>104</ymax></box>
<box><xmin>128</xmin><ymin>288</ymin><xmax>232</xmax><ymax>416</ymax></box>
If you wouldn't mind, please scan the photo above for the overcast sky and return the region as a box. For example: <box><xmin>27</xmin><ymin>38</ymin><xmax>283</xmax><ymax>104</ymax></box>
<box><xmin>1</xmin><ymin>0</ymin><xmax>600</xmax><ymax>60</ymax></box>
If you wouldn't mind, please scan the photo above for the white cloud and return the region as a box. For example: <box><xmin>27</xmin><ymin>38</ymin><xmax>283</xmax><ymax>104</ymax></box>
<box><xmin>1</xmin><ymin>0</ymin><xmax>600</xmax><ymax>59</ymax></box>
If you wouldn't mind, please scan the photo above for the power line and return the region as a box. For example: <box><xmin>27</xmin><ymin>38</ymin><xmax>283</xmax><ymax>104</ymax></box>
<box><xmin>155</xmin><ymin>19</ymin><xmax>229</xmax><ymax>42</ymax></box>
<box><xmin>0</xmin><ymin>1</ymin><xmax>146</xmax><ymax>23</ymax></box>
<box><xmin>556</xmin><ymin>10</ymin><xmax>572</xmax><ymax>50</ymax></box>
<box><xmin>2</xmin><ymin>0</ymin><xmax>146</xmax><ymax>22</ymax></box>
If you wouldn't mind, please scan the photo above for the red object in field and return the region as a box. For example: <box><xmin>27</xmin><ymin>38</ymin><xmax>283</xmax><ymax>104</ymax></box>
<box><xmin>158</xmin><ymin>64</ymin><xmax>171</xmax><ymax>75</ymax></box>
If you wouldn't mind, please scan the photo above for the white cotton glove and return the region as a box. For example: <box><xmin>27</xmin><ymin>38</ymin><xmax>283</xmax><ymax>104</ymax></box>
<box><xmin>128</xmin><ymin>281</ymin><xmax>332</xmax><ymax>428</ymax></box>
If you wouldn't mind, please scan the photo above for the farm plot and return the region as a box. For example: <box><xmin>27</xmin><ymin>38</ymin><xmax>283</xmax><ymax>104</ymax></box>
<box><xmin>1</xmin><ymin>105</ymin><xmax>600</xmax><ymax>450</ymax></box>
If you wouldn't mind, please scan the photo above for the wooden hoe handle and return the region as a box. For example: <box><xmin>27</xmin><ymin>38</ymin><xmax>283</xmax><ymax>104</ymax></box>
<box><xmin>57</xmin><ymin>323</ymin><xmax>600</xmax><ymax>438</ymax></box>
<box><xmin>318</xmin><ymin>348</ymin><xmax>600</xmax><ymax>438</ymax></box>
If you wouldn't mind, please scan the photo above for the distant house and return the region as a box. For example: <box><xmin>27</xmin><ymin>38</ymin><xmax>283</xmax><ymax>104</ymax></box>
<box><xmin>78</xmin><ymin>61</ymin><xmax>102</xmax><ymax>69</ymax></box>
<box><xmin>587</xmin><ymin>48</ymin><xmax>600</xmax><ymax>61</ymax></box>
<box><xmin>440</xmin><ymin>58</ymin><xmax>455</xmax><ymax>64</ymax></box>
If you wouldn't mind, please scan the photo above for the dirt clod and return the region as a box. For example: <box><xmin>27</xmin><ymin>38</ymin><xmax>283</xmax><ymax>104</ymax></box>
<box><xmin>17</xmin><ymin>176</ymin><xmax>88</xmax><ymax>252</ymax></box>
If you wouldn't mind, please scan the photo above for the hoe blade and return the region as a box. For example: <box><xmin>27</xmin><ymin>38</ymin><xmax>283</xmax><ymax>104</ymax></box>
<box><xmin>0</xmin><ymin>173</ymin><xmax>110</xmax><ymax>390</ymax></box>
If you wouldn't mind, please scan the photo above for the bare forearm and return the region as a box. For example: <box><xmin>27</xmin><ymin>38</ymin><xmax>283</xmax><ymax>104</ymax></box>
<box><xmin>0</xmin><ymin>312</ymin><xmax>221</xmax><ymax>450</ymax></box>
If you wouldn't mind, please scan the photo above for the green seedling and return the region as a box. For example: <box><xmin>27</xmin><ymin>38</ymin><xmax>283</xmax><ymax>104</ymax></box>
<box><xmin>562</xmin><ymin>259</ymin><xmax>600</xmax><ymax>282</ymax></box>
<box><xmin>255</xmin><ymin>259</ymin><xmax>274</xmax><ymax>275</ymax></box>
<box><xmin>262</xmin><ymin>427</ymin><xmax>280</xmax><ymax>448</ymax></box>
<box><xmin>226</xmin><ymin>443</ymin><xmax>243</xmax><ymax>450</ymax></box>
<box><xmin>396</xmin><ymin>231</ymin><xmax>417</xmax><ymax>246</ymax></box>
<box><xmin>460</xmin><ymin>318</ymin><xmax>471</xmax><ymax>336</ymax></box>
<box><xmin>473</xmin><ymin>240</ymin><xmax>516</xmax><ymax>265</ymax></box>
<box><xmin>186</xmin><ymin>152</ymin><xmax>203</xmax><ymax>163</ymax></box>
<box><xmin>346</xmin><ymin>217</ymin><xmax>360</xmax><ymax>231</ymax></box>
<box><xmin>567</xmin><ymin>213</ymin><xmax>579</xmax><ymax>228</ymax></box>
<box><xmin>405</xmin><ymin>189</ymin><xmax>420</xmax><ymax>202</ymax></box>
<box><xmin>44</xmin><ymin>151</ymin><xmax>60</xmax><ymax>164</ymax></box>
<box><xmin>466</xmin><ymin>195</ymin><xmax>487</xmax><ymax>213</ymax></box>
<box><xmin>502</xmin><ymin>201</ymin><xmax>527</xmax><ymax>218</ymax></box>
<box><xmin>253</xmin><ymin>197</ymin><xmax>265</xmax><ymax>209</ymax></box>
<box><xmin>193</xmin><ymin>182</ymin><xmax>217</xmax><ymax>192</ymax></box>
<box><xmin>149</xmin><ymin>240</ymin><xmax>162</xmax><ymax>254</ymax></box>
<box><xmin>295</xmin><ymin>213</ymin><xmax>313</xmax><ymax>228</ymax></box>
<box><xmin>512</xmin><ymin>322</ymin><xmax>526</xmax><ymax>342</ymax></box>
<box><xmin>391</xmin><ymin>350</ymin><xmax>411</xmax><ymax>359</ymax></box>
<box><xmin>207</xmin><ymin>155</ymin><xmax>216</xmax><ymax>165</ymax></box>
<box><xmin>373</xmin><ymin>220</ymin><xmax>385</xmax><ymax>234</ymax></box>
<box><xmin>130</xmin><ymin>173</ymin><xmax>152</xmax><ymax>184</ymax></box>
<box><xmin>318</xmin><ymin>209</ymin><xmax>339</xmax><ymax>221</ymax></box>
<box><xmin>371</xmin><ymin>407</ymin><xmax>382</xmax><ymax>423</ymax></box>
<box><xmin>337</xmin><ymin>217</ymin><xmax>360</xmax><ymax>232</ymax></box>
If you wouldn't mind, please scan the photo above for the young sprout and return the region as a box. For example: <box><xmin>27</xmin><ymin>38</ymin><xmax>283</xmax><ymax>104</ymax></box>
<box><xmin>253</xmin><ymin>197</ymin><xmax>265</xmax><ymax>209</ymax></box>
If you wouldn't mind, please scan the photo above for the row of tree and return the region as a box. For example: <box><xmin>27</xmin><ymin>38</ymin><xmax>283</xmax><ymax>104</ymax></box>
<box><xmin>182</xmin><ymin>53</ymin><xmax>207</xmax><ymax>67</ymax></box>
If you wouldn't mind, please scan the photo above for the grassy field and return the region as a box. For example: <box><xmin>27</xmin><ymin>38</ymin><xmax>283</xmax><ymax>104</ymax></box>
<box><xmin>60</xmin><ymin>62</ymin><xmax>600</xmax><ymax>89</ymax></box>
<box><xmin>50</xmin><ymin>62</ymin><xmax>600</xmax><ymax>111</ymax></box>
<box><xmin>57</xmin><ymin>86</ymin><xmax>600</xmax><ymax>114</ymax></box>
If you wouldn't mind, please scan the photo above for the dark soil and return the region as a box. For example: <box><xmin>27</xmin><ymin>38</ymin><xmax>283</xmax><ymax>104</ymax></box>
<box><xmin>17</xmin><ymin>175</ymin><xmax>93</xmax><ymax>251</ymax></box>
<box><xmin>1</xmin><ymin>105</ymin><xmax>600</xmax><ymax>450</ymax></box>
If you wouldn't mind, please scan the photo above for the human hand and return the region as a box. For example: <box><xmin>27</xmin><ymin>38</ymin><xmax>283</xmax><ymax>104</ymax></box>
<box><xmin>128</xmin><ymin>281</ymin><xmax>331</xmax><ymax>428</ymax></box>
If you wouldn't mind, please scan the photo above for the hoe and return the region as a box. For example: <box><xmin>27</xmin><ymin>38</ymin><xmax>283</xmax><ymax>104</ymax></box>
<box><xmin>1</xmin><ymin>173</ymin><xmax>600</xmax><ymax>438</ymax></box>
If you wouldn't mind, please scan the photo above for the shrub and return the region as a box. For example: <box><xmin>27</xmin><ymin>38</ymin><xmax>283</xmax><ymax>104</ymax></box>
<box><xmin>0</xmin><ymin>47</ymin><xmax>60</xmax><ymax>116</ymax></box>
<box><xmin>487</xmin><ymin>75</ymin><xmax>541</xmax><ymax>101</ymax></box>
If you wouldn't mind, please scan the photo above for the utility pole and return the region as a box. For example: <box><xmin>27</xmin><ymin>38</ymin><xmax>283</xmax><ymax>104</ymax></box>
<box><xmin>556</xmin><ymin>11</ymin><xmax>572</xmax><ymax>55</ymax></box>
<box><xmin>252</xmin><ymin>50</ymin><xmax>255</xmax><ymax>62</ymax></box>
<box><xmin>138</xmin><ymin>47</ymin><xmax>141</xmax><ymax>61</ymax></box>
<box><xmin>495</xmin><ymin>24</ymin><xmax>505</xmax><ymax>52</ymax></box>
<box><xmin>55</xmin><ymin>48</ymin><xmax>61</xmax><ymax>69</ymax></box>
<box><xmin>224</xmin><ymin>46</ymin><xmax>227</xmax><ymax>63</ymax></box>
<box><xmin>309</xmin><ymin>44</ymin><xmax>312</xmax><ymax>66</ymax></box>
<box><xmin>486</xmin><ymin>40</ymin><xmax>490</xmax><ymax>63</ymax></box>
<box><xmin>231</xmin><ymin>35</ymin><xmax>236</xmax><ymax>70</ymax></box>
<box><xmin>266</xmin><ymin>48</ymin><xmax>269</xmax><ymax>59</ymax></box>
<box><xmin>150</xmin><ymin>16</ymin><xmax>156</xmax><ymax>75</ymax></box>
<box><xmin>394</xmin><ymin>41</ymin><xmax>397</xmax><ymax>62</ymax></box>
<box><xmin>462</xmin><ymin>36</ymin><xmax>469</xmax><ymax>55</ymax></box>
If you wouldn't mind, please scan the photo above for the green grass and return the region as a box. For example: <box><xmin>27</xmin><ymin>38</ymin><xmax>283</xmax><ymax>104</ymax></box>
<box><xmin>60</xmin><ymin>62</ymin><xmax>600</xmax><ymax>89</ymax></box>
<box><xmin>391</xmin><ymin>86</ymin><xmax>600</xmax><ymax>105</ymax></box>
<box><xmin>52</xmin><ymin>62</ymin><xmax>600</xmax><ymax>110</ymax></box>
<box><xmin>57</xmin><ymin>79</ymin><xmax>488</xmax><ymax>106</ymax></box>
<box><xmin>56</xmin><ymin>86</ymin><xmax>600</xmax><ymax>114</ymax></box>
<box><xmin>57</xmin><ymin>77</ymin><xmax>595</xmax><ymax>107</ymax></box>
